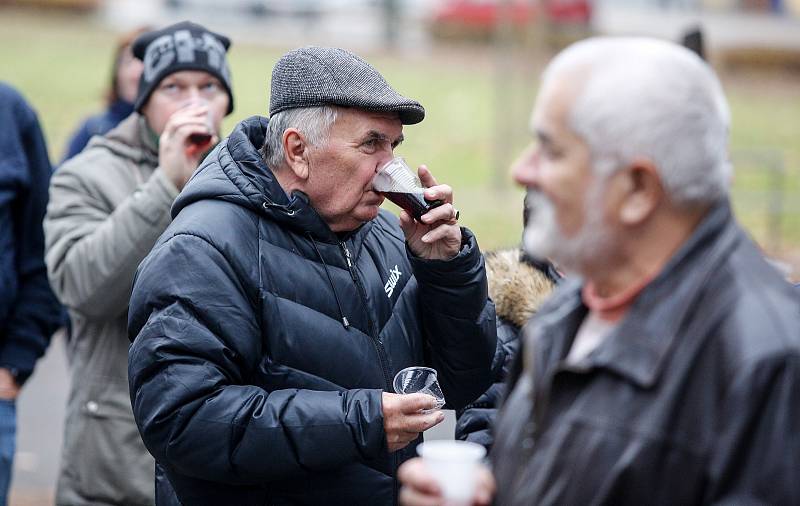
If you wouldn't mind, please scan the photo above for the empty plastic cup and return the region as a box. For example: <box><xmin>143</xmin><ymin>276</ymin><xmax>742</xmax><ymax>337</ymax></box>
<box><xmin>393</xmin><ymin>366</ymin><xmax>445</xmax><ymax>410</ymax></box>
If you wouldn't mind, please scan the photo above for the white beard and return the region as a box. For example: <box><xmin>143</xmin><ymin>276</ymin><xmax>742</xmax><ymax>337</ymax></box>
<box><xmin>522</xmin><ymin>190</ymin><xmax>615</xmax><ymax>275</ymax></box>
<box><xmin>522</xmin><ymin>191</ymin><xmax>560</xmax><ymax>261</ymax></box>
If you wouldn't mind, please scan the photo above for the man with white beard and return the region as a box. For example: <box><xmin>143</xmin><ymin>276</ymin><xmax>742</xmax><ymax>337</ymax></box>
<box><xmin>398</xmin><ymin>36</ymin><xmax>800</xmax><ymax>505</ymax></box>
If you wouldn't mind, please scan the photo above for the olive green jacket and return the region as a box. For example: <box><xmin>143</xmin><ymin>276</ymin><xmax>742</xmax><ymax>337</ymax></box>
<box><xmin>45</xmin><ymin>113</ymin><xmax>178</xmax><ymax>506</ymax></box>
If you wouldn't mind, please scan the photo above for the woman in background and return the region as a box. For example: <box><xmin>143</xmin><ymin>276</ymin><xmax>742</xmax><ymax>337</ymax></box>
<box><xmin>61</xmin><ymin>27</ymin><xmax>148</xmax><ymax>163</ymax></box>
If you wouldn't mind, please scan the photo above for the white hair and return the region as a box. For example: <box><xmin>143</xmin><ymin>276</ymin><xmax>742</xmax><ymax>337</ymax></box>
<box><xmin>542</xmin><ymin>36</ymin><xmax>732</xmax><ymax>206</ymax></box>
<box><xmin>261</xmin><ymin>106</ymin><xmax>339</xmax><ymax>169</ymax></box>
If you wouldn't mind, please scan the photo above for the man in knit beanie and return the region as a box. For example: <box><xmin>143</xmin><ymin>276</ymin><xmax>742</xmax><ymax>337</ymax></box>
<box><xmin>44</xmin><ymin>21</ymin><xmax>233</xmax><ymax>506</ymax></box>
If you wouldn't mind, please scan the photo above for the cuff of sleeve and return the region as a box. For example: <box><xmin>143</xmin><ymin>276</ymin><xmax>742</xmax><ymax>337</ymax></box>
<box><xmin>345</xmin><ymin>389</ymin><xmax>387</xmax><ymax>461</ymax></box>
<box><xmin>151</xmin><ymin>168</ymin><xmax>180</xmax><ymax>204</ymax></box>
<box><xmin>408</xmin><ymin>229</ymin><xmax>488</xmax><ymax>319</ymax></box>
<box><xmin>409</xmin><ymin>228</ymin><xmax>483</xmax><ymax>286</ymax></box>
<box><xmin>0</xmin><ymin>346</ymin><xmax>40</xmax><ymax>386</ymax></box>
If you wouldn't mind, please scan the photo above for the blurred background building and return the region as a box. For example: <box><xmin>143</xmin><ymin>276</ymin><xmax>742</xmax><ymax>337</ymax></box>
<box><xmin>1</xmin><ymin>1</ymin><xmax>798</xmax><ymax>504</ymax></box>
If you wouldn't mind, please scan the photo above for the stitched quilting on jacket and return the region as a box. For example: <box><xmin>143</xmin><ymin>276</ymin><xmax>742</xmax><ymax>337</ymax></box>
<box><xmin>127</xmin><ymin>115</ymin><xmax>497</xmax><ymax>506</ymax></box>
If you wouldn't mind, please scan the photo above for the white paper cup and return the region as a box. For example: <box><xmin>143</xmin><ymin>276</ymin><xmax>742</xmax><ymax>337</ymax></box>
<box><xmin>417</xmin><ymin>440</ymin><xmax>486</xmax><ymax>505</ymax></box>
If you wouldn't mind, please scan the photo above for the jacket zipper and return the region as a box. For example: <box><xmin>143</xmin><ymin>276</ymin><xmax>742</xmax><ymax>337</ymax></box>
<box><xmin>339</xmin><ymin>241</ymin><xmax>393</xmax><ymax>388</ymax></box>
<box><xmin>339</xmin><ymin>240</ymin><xmax>399</xmax><ymax>503</ymax></box>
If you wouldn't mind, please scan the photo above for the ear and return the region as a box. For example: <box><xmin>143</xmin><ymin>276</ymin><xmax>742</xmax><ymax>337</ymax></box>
<box><xmin>617</xmin><ymin>159</ymin><xmax>664</xmax><ymax>226</ymax></box>
<box><xmin>283</xmin><ymin>128</ymin><xmax>310</xmax><ymax>180</ymax></box>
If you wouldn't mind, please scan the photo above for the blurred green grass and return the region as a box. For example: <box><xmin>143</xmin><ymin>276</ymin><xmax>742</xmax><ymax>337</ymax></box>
<box><xmin>1</xmin><ymin>8</ymin><xmax>798</xmax><ymax>267</ymax></box>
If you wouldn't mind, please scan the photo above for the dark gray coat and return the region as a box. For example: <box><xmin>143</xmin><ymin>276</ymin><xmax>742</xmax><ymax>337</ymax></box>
<box><xmin>492</xmin><ymin>203</ymin><xmax>800</xmax><ymax>505</ymax></box>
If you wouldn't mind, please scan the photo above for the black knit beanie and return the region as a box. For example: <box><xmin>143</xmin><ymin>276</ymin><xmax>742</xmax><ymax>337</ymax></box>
<box><xmin>132</xmin><ymin>21</ymin><xmax>234</xmax><ymax>115</ymax></box>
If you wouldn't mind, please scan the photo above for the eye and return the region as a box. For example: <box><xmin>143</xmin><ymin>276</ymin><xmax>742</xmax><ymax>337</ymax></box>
<box><xmin>361</xmin><ymin>138</ymin><xmax>380</xmax><ymax>154</ymax></box>
<box><xmin>160</xmin><ymin>82</ymin><xmax>180</xmax><ymax>93</ymax></box>
<box><xmin>541</xmin><ymin>144</ymin><xmax>563</xmax><ymax>160</ymax></box>
<box><xmin>202</xmin><ymin>81</ymin><xmax>221</xmax><ymax>93</ymax></box>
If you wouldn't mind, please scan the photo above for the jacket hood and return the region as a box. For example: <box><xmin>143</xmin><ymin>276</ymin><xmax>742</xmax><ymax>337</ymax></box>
<box><xmin>86</xmin><ymin>113</ymin><xmax>158</xmax><ymax>167</ymax></box>
<box><xmin>173</xmin><ymin>115</ymin><xmax>344</xmax><ymax>243</ymax></box>
<box><xmin>486</xmin><ymin>248</ymin><xmax>555</xmax><ymax>328</ymax></box>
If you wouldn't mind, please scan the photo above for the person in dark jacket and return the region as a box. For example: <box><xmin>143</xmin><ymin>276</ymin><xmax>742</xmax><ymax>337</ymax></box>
<box><xmin>0</xmin><ymin>82</ymin><xmax>62</xmax><ymax>504</ymax></box>
<box><xmin>399</xmin><ymin>36</ymin><xmax>800</xmax><ymax>506</ymax></box>
<box><xmin>127</xmin><ymin>46</ymin><xmax>496</xmax><ymax>506</ymax></box>
<box><xmin>454</xmin><ymin>247</ymin><xmax>559</xmax><ymax>448</ymax></box>
<box><xmin>61</xmin><ymin>27</ymin><xmax>148</xmax><ymax>163</ymax></box>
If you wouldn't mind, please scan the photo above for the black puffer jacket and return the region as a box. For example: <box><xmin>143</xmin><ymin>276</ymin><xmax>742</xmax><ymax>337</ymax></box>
<box><xmin>455</xmin><ymin>249</ymin><xmax>557</xmax><ymax>448</ymax></box>
<box><xmin>127</xmin><ymin>116</ymin><xmax>496</xmax><ymax>506</ymax></box>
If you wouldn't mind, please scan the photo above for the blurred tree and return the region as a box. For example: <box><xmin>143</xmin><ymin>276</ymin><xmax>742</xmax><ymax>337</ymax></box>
<box><xmin>383</xmin><ymin>0</ymin><xmax>400</xmax><ymax>50</ymax></box>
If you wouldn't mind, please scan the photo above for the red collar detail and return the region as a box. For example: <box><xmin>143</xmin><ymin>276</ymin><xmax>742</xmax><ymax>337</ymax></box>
<box><xmin>581</xmin><ymin>273</ymin><xmax>655</xmax><ymax>322</ymax></box>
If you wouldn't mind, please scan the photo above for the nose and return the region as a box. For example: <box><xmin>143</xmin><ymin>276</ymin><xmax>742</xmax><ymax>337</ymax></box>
<box><xmin>375</xmin><ymin>151</ymin><xmax>395</xmax><ymax>173</ymax></box>
<box><xmin>511</xmin><ymin>144</ymin><xmax>540</xmax><ymax>188</ymax></box>
<box><xmin>186</xmin><ymin>86</ymin><xmax>202</xmax><ymax>103</ymax></box>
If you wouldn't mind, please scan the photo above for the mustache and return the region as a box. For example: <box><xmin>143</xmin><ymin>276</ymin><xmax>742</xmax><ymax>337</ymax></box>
<box><xmin>523</xmin><ymin>191</ymin><xmax>550</xmax><ymax>225</ymax></box>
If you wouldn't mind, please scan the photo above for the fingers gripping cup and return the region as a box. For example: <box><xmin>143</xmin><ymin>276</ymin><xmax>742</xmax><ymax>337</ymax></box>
<box><xmin>393</xmin><ymin>366</ymin><xmax>445</xmax><ymax>411</ymax></box>
<box><xmin>417</xmin><ymin>440</ymin><xmax>487</xmax><ymax>506</ymax></box>
<box><xmin>373</xmin><ymin>157</ymin><xmax>444</xmax><ymax>220</ymax></box>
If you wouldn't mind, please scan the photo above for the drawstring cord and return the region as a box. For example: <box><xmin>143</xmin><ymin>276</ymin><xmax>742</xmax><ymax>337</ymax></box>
<box><xmin>263</xmin><ymin>199</ymin><xmax>349</xmax><ymax>329</ymax></box>
<box><xmin>307</xmin><ymin>233</ymin><xmax>351</xmax><ymax>329</ymax></box>
<box><xmin>262</xmin><ymin>200</ymin><xmax>296</xmax><ymax>216</ymax></box>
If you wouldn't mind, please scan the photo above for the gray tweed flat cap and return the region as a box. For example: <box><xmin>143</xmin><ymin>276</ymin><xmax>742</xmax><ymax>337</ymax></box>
<box><xmin>269</xmin><ymin>46</ymin><xmax>425</xmax><ymax>125</ymax></box>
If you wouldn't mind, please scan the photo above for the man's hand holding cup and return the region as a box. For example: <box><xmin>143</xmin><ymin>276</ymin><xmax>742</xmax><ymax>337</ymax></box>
<box><xmin>159</xmin><ymin>100</ymin><xmax>218</xmax><ymax>190</ymax></box>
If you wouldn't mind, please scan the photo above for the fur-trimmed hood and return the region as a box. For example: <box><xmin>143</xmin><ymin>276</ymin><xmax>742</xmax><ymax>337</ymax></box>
<box><xmin>486</xmin><ymin>249</ymin><xmax>556</xmax><ymax>328</ymax></box>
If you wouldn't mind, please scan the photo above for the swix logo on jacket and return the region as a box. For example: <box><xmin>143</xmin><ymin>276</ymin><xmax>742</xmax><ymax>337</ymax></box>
<box><xmin>384</xmin><ymin>265</ymin><xmax>402</xmax><ymax>298</ymax></box>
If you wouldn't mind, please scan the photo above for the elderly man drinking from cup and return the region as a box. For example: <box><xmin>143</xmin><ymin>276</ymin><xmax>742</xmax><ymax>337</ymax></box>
<box><xmin>126</xmin><ymin>46</ymin><xmax>496</xmax><ymax>506</ymax></box>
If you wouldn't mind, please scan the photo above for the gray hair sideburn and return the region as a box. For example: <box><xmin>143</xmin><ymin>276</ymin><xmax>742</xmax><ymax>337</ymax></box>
<box><xmin>542</xmin><ymin>37</ymin><xmax>732</xmax><ymax>207</ymax></box>
<box><xmin>261</xmin><ymin>106</ymin><xmax>339</xmax><ymax>170</ymax></box>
